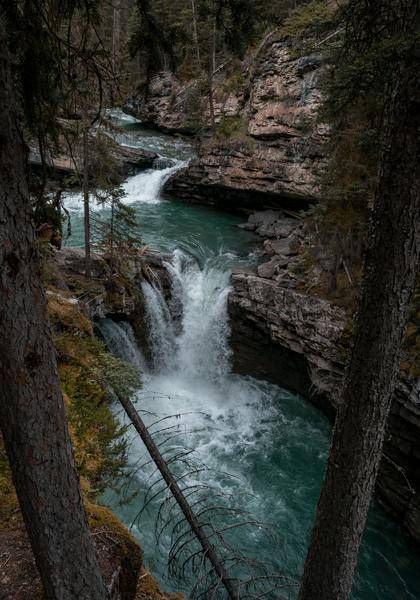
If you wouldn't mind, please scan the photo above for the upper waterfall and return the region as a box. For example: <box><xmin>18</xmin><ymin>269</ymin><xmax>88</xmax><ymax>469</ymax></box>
<box><xmin>122</xmin><ymin>159</ymin><xmax>188</xmax><ymax>205</ymax></box>
<box><xmin>63</xmin><ymin>158</ymin><xmax>188</xmax><ymax>213</ymax></box>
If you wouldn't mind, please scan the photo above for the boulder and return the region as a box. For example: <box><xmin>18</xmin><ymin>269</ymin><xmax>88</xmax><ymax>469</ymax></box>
<box><xmin>257</xmin><ymin>257</ymin><xmax>288</xmax><ymax>279</ymax></box>
<box><xmin>264</xmin><ymin>238</ymin><xmax>297</xmax><ymax>257</ymax></box>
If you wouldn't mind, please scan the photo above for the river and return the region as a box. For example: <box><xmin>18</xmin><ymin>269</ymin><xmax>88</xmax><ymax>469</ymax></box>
<box><xmin>64</xmin><ymin>113</ymin><xmax>420</xmax><ymax>599</ymax></box>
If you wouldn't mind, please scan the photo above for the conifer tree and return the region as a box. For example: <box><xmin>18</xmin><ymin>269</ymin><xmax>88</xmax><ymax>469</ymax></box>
<box><xmin>299</xmin><ymin>2</ymin><xmax>420</xmax><ymax>598</ymax></box>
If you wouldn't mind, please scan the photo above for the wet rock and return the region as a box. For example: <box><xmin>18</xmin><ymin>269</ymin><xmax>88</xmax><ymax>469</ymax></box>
<box><xmin>153</xmin><ymin>157</ymin><xmax>176</xmax><ymax>170</ymax></box>
<box><xmin>30</xmin><ymin>133</ymin><xmax>157</xmax><ymax>183</ymax></box>
<box><xmin>239</xmin><ymin>211</ymin><xmax>299</xmax><ymax>239</ymax></box>
<box><xmin>105</xmin><ymin>135</ymin><xmax>157</xmax><ymax>176</ymax></box>
<box><xmin>263</xmin><ymin>238</ymin><xmax>297</xmax><ymax>257</ymax></box>
<box><xmin>257</xmin><ymin>257</ymin><xmax>288</xmax><ymax>279</ymax></box>
<box><xmin>248</xmin><ymin>210</ymin><xmax>282</xmax><ymax>232</ymax></box>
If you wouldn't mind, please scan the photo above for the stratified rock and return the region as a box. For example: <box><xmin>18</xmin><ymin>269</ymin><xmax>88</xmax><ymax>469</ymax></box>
<box><xmin>248</xmin><ymin>46</ymin><xmax>324</xmax><ymax>140</ymax></box>
<box><xmin>165</xmin><ymin>38</ymin><xmax>328</xmax><ymax>209</ymax></box>
<box><xmin>228</xmin><ymin>270</ymin><xmax>420</xmax><ymax>542</ymax></box>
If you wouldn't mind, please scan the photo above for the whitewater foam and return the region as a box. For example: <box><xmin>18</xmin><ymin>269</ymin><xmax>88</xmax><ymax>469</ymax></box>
<box><xmin>63</xmin><ymin>159</ymin><xmax>187</xmax><ymax>214</ymax></box>
<box><xmin>122</xmin><ymin>160</ymin><xmax>187</xmax><ymax>205</ymax></box>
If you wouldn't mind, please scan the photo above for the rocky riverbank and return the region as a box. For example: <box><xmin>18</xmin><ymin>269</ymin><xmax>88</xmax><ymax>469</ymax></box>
<box><xmin>30</xmin><ymin>127</ymin><xmax>157</xmax><ymax>186</ymax></box>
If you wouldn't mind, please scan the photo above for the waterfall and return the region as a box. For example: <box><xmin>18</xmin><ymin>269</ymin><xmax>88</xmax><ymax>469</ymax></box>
<box><xmin>63</xmin><ymin>159</ymin><xmax>187</xmax><ymax>214</ymax></box>
<box><xmin>96</xmin><ymin>318</ymin><xmax>146</xmax><ymax>371</ymax></box>
<box><xmin>141</xmin><ymin>249</ymin><xmax>232</xmax><ymax>382</ymax></box>
<box><xmin>140</xmin><ymin>282</ymin><xmax>177</xmax><ymax>373</ymax></box>
<box><xmin>122</xmin><ymin>159</ymin><xmax>187</xmax><ymax>205</ymax></box>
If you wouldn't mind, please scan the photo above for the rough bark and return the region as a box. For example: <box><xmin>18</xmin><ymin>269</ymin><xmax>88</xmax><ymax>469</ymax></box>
<box><xmin>208</xmin><ymin>13</ymin><xmax>217</xmax><ymax>130</ymax></box>
<box><xmin>298</xmin><ymin>39</ymin><xmax>420</xmax><ymax>600</ymax></box>
<box><xmin>0</xmin><ymin>19</ymin><xmax>107</xmax><ymax>600</ymax></box>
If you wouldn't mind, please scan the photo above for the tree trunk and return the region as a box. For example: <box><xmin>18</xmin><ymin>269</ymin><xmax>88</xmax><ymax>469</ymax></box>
<box><xmin>208</xmin><ymin>17</ymin><xmax>216</xmax><ymax>130</ymax></box>
<box><xmin>83</xmin><ymin>127</ymin><xmax>91</xmax><ymax>279</ymax></box>
<box><xmin>298</xmin><ymin>53</ymin><xmax>420</xmax><ymax>600</ymax></box>
<box><xmin>0</xmin><ymin>21</ymin><xmax>107</xmax><ymax>600</ymax></box>
<box><xmin>191</xmin><ymin>0</ymin><xmax>200</xmax><ymax>68</ymax></box>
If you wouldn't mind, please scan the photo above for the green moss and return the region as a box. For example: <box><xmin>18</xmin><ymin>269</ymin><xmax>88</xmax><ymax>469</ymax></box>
<box><xmin>87</xmin><ymin>500</ymin><xmax>143</xmax><ymax>561</ymax></box>
<box><xmin>55</xmin><ymin>332</ymin><xmax>137</xmax><ymax>496</ymax></box>
<box><xmin>48</xmin><ymin>294</ymin><xmax>94</xmax><ymax>335</ymax></box>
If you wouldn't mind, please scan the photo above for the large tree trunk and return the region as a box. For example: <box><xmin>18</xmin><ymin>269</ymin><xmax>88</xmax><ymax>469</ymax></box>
<box><xmin>298</xmin><ymin>46</ymin><xmax>420</xmax><ymax>600</ymax></box>
<box><xmin>208</xmin><ymin>17</ymin><xmax>216</xmax><ymax>130</ymax></box>
<box><xmin>0</xmin><ymin>21</ymin><xmax>107</xmax><ymax>600</ymax></box>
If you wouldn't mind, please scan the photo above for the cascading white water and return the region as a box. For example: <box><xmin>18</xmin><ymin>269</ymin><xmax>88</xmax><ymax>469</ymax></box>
<box><xmin>122</xmin><ymin>160</ymin><xmax>187</xmax><ymax>205</ymax></box>
<box><xmin>96</xmin><ymin>317</ymin><xmax>146</xmax><ymax>371</ymax></box>
<box><xmin>141</xmin><ymin>249</ymin><xmax>232</xmax><ymax>381</ymax></box>
<box><xmin>63</xmin><ymin>159</ymin><xmax>187</xmax><ymax>214</ymax></box>
<box><xmin>140</xmin><ymin>281</ymin><xmax>177</xmax><ymax>372</ymax></box>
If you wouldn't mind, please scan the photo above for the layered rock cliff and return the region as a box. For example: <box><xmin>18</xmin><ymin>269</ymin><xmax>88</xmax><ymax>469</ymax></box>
<box><xmin>134</xmin><ymin>34</ymin><xmax>330</xmax><ymax>209</ymax></box>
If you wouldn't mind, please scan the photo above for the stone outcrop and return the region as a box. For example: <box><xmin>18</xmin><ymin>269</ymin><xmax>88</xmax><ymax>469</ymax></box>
<box><xmin>229</xmin><ymin>267</ymin><xmax>420</xmax><ymax>542</ymax></box>
<box><xmin>104</xmin><ymin>133</ymin><xmax>157</xmax><ymax>176</ymax></box>
<box><xmin>124</xmin><ymin>72</ymin><xmax>191</xmax><ymax>134</ymax></box>
<box><xmin>161</xmin><ymin>35</ymin><xmax>328</xmax><ymax>209</ymax></box>
<box><xmin>228</xmin><ymin>208</ymin><xmax>420</xmax><ymax>541</ymax></box>
<box><xmin>45</xmin><ymin>247</ymin><xmax>171</xmax><ymax>322</ymax></box>
<box><xmin>124</xmin><ymin>69</ymin><xmax>246</xmax><ymax>136</ymax></box>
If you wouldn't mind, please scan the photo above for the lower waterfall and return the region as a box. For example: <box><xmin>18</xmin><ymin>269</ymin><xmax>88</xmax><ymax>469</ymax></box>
<box><xmin>98</xmin><ymin>251</ymin><xmax>419</xmax><ymax>600</ymax></box>
<box><xmin>141</xmin><ymin>249</ymin><xmax>232</xmax><ymax>380</ymax></box>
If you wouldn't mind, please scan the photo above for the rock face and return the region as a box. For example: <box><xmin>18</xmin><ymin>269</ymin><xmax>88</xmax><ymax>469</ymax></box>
<box><xmin>229</xmin><ymin>270</ymin><xmax>420</xmax><ymax>541</ymax></box>
<box><xmin>163</xmin><ymin>36</ymin><xmax>328</xmax><ymax>209</ymax></box>
<box><xmin>124</xmin><ymin>69</ymin><xmax>247</xmax><ymax>136</ymax></box>
<box><xmin>48</xmin><ymin>247</ymin><xmax>171</xmax><ymax>322</ymax></box>
<box><xmin>125</xmin><ymin>72</ymin><xmax>191</xmax><ymax>134</ymax></box>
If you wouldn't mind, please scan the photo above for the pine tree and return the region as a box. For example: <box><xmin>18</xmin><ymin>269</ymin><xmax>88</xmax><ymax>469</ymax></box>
<box><xmin>299</xmin><ymin>2</ymin><xmax>420</xmax><ymax>598</ymax></box>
